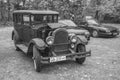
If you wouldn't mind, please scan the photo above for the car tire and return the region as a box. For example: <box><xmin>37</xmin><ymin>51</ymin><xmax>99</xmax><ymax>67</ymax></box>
<box><xmin>76</xmin><ymin>44</ymin><xmax>86</xmax><ymax>64</ymax></box>
<box><xmin>13</xmin><ymin>34</ymin><xmax>20</xmax><ymax>51</ymax></box>
<box><xmin>33</xmin><ymin>46</ymin><xmax>42</xmax><ymax>72</ymax></box>
<box><xmin>92</xmin><ymin>30</ymin><xmax>98</xmax><ymax>37</ymax></box>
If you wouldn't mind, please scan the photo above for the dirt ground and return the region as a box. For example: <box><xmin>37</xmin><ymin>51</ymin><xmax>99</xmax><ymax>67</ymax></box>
<box><xmin>0</xmin><ymin>24</ymin><xmax>120</xmax><ymax>80</ymax></box>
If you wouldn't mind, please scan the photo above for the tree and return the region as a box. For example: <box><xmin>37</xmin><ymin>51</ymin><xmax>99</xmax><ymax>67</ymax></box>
<box><xmin>0</xmin><ymin>0</ymin><xmax>85</xmax><ymax>25</ymax></box>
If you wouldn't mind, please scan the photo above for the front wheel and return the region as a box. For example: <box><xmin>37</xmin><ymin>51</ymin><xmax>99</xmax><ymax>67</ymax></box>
<box><xmin>76</xmin><ymin>44</ymin><xmax>86</xmax><ymax>64</ymax></box>
<box><xmin>33</xmin><ymin>46</ymin><xmax>42</xmax><ymax>72</ymax></box>
<box><xmin>92</xmin><ymin>30</ymin><xmax>98</xmax><ymax>37</ymax></box>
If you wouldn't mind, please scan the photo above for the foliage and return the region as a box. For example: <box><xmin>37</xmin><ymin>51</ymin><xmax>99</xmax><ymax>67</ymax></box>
<box><xmin>1</xmin><ymin>0</ymin><xmax>120</xmax><ymax>25</ymax></box>
<box><xmin>87</xmin><ymin>0</ymin><xmax>120</xmax><ymax>22</ymax></box>
<box><xmin>0</xmin><ymin>0</ymin><xmax>85</xmax><ymax>25</ymax></box>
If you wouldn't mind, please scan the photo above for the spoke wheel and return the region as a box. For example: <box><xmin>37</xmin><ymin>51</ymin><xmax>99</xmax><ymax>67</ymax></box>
<box><xmin>76</xmin><ymin>44</ymin><xmax>86</xmax><ymax>64</ymax></box>
<box><xmin>33</xmin><ymin>46</ymin><xmax>42</xmax><ymax>72</ymax></box>
<box><xmin>92</xmin><ymin>30</ymin><xmax>98</xmax><ymax>37</ymax></box>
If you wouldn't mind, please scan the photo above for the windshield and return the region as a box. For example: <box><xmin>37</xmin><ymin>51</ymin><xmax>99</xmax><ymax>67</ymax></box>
<box><xmin>31</xmin><ymin>14</ymin><xmax>58</xmax><ymax>24</ymax></box>
<box><xmin>87</xmin><ymin>19</ymin><xmax>99</xmax><ymax>25</ymax></box>
<box><xmin>59</xmin><ymin>20</ymin><xmax>77</xmax><ymax>27</ymax></box>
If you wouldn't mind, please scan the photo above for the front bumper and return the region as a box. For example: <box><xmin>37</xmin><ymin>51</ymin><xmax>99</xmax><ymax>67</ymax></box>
<box><xmin>40</xmin><ymin>51</ymin><xmax>91</xmax><ymax>64</ymax></box>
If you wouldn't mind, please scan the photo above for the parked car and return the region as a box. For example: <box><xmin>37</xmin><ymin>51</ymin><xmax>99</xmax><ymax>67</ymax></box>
<box><xmin>81</xmin><ymin>16</ymin><xmax>120</xmax><ymax>37</ymax></box>
<box><xmin>12</xmin><ymin>10</ymin><xmax>91</xmax><ymax>72</ymax></box>
<box><xmin>58</xmin><ymin>20</ymin><xmax>90</xmax><ymax>41</ymax></box>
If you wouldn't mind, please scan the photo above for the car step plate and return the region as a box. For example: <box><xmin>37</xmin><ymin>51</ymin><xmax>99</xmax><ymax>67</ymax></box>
<box><xmin>50</xmin><ymin>56</ymin><xmax>66</xmax><ymax>62</ymax></box>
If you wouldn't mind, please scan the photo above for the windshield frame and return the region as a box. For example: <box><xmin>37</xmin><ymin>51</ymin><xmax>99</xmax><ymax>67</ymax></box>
<box><xmin>31</xmin><ymin>14</ymin><xmax>58</xmax><ymax>25</ymax></box>
<box><xmin>86</xmin><ymin>18</ymin><xmax>100</xmax><ymax>25</ymax></box>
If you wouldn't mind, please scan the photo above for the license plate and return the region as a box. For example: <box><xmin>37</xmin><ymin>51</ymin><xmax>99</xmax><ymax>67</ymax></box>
<box><xmin>50</xmin><ymin>56</ymin><xmax>66</xmax><ymax>62</ymax></box>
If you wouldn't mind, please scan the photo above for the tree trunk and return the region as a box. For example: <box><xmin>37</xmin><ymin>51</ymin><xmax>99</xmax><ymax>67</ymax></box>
<box><xmin>7</xmin><ymin>0</ymin><xmax>10</xmax><ymax>21</ymax></box>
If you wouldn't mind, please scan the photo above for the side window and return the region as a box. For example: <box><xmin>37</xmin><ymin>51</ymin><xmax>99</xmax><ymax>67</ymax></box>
<box><xmin>48</xmin><ymin>15</ymin><xmax>52</xmax><ymax>22</ymax></box>
<box><xmin>31</xmin><ymin>15</ymin><xmax>34</xmax><ymax>22</ymax></box>
<box><xmin>18</xmin><ymin>14</ymin><xmax>22</xmax><ymax>24</ymax></box>
<box><xmin>53</xmin><ymin>15</ymin><xmax>58</xmax><ymax>22</ymax></box>
<box><xmin>35</xmin><ymin>15</ymin><xmax>42</xmax><ymax>22</ymax></box>
<box><xmin>14</xmin><ymin>14</ymin><xmax>22</xmax><ymax>24</ymax></box>
<box><xmin>43</xmin><ymin>15</ymin><xmax>47</xmax><ymax>21</ymax></box>
<box><xmin>23</xmin><ymin>14</ymin><xmax>30</xmax><ymax>25</ymax></box>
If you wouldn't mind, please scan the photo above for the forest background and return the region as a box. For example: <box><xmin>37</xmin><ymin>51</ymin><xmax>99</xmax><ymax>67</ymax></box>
<box><xmin>0</xmin><ymin>0</ymin><xmax>120</xmax><ymax>25</ymax></box>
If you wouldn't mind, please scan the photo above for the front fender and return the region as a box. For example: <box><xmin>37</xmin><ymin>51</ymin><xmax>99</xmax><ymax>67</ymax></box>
<box><xmin>29</xmin><ymin>38</ymin><xmax>46</xmax><ymax>50</ymax></box>
<box><xmin>77</xmin><ymin>35</ymin><xmax>88</xmax><ymax>45</ymax></box>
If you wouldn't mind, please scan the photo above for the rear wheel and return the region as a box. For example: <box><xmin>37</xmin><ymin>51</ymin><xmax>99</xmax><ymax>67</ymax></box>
<box><xmin>33</xmin><ymin>46</ymin><xmax>42</xmax><ymax>72</ymax></box>
<box><xmin>76</xmin><ymin>44</ymin><xmax>86</xmax><ymax>64</ymax></box>
<box><xmin>92</xmin><ymin>30</ymin><xmax>98</xmax><ymax>37</ymax></box>
<box><xmin>13</xmin><ymin>34</ymin><xmax>20</xmax><ymax>51</ymax></box>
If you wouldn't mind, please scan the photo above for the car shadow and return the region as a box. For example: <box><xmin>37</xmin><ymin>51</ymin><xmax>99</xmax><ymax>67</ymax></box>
<box><xmin>99</xmin><ymin>35</ymin><xmax>120</xmax><ymax>39</ymax></box>
<box><xmin>16</xmin><ymin>51</ymin><xmax>87</xmax><ymax>74</ymax></box>
<box><xmin>40</xmin><ymin>60</ymin><xmax>86</xmax><ymax>74</ymax></box>
<box><xmin>91</xmin><ymin>35</ymin><xmax>120</xmax><ymax>39</ymax></box>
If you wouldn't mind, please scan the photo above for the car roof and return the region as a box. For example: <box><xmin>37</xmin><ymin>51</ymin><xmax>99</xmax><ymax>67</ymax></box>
<box><xmin>13</xmin><ymin>10</ymin><xmax>59</xmax><ymax>14</ymax></box>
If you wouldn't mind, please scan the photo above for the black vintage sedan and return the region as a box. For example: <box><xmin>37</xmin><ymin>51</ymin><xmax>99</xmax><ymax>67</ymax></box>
<box><xmin>81</xmin><ymin>16</ymin><xmax>120</xmax><ymax>37</ymax></box>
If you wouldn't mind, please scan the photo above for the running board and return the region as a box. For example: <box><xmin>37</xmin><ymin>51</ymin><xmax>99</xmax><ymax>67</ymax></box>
<box><xmin>16</xmin><ymin>44</ymin><xmax>28</xmax><ymax>53</ymax></box>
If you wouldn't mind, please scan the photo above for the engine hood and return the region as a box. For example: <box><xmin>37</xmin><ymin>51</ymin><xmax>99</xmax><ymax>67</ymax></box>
<box><xmin>67</xmin><ymin>28</ymin><xmax>90</xmax><ymax>35</ymax></box>
<box><xmin>47</xmin><ymin>23</ymin><xmax>90</xmax><ymax>35</ymax></box>
<box><xmin>47</xmin><ymin>23</ymin><xmax>66</xmax><ymax>29</ymax></box>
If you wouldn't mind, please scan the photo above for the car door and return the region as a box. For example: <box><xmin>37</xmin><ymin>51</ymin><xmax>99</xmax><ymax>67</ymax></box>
<box><xmin>14</xmin><ymin>14</ymin><xmax>23</xmax><ymax>40</ymax></box>
<box><xmin>22</xmin><ymin>14</ymin><xmax>32</xmax><ymax>43</ymax></box>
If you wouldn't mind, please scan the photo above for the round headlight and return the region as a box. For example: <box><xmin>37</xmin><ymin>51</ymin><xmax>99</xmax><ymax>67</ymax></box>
<box><xmin>71</xmin><ymin>43</ymin><xmax>75</xmax><ymax>48</ymax></box>
<box><xmin>46</xmin><ymin>36</ymin><xmax>54</xmax><ymax>45</ymax></box>
<box><xmin>70</xmin><ymin>35</ymin><xmax>77</xmax><ymax>43</ymax></box>
<box><xmin>71</xmin><ymin>37</ymin><xmax>77</xmax><ymax>42</ymax></box>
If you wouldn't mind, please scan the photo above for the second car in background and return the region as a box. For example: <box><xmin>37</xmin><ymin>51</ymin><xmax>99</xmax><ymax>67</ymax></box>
<box><xmin>80</xmin><ymin>16</ymin><xmax>120</xmax><ymax>37</ymax></box>
<box><xmin>59</xmin><ymin>20</ymin><xmax>90</xmax><ymax>41</ymax></box>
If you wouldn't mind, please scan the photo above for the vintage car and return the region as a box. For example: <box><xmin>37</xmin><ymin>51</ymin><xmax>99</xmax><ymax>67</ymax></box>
<box><xmin>81</xmin><ymin>16</ymin><xmax>120</xmax><ymax>37</ymax></box>
<box><xmin>58</xmin><ymin>19</ymin><xmax>90</xmax><ymax>41</ymax></box>
<box><xmin>12</xmin><ymin>10</ymin><xmax>91</xmax><ymax>72</ymax></box>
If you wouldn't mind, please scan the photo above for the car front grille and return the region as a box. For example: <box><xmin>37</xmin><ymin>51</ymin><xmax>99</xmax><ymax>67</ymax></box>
<box><xmin>52</xmin><ymin>28</ymin><xmax>69</xmax><ymax>55</ymax></box>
